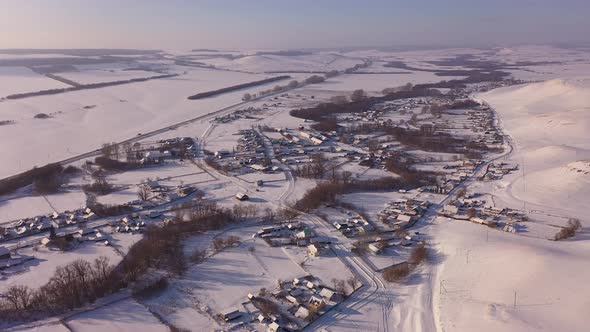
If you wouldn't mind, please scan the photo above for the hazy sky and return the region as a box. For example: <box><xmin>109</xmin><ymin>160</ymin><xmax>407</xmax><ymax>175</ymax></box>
<box><xmin>0</xmin><ymin>0</ymin><xmax>588</xmax><ymax>50</ymax></box>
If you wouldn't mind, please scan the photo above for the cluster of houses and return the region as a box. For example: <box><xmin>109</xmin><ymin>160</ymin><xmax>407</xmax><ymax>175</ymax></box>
<box><xmin>339</xmin><ymin>98</ymin><xmax>428</xmax><ymax>124</ymax></box>
<box><xmin>272</xmin><ymin>126</ymin><xmax>330</xmax><ymax>150</ymax></box>
<box><xmin>442</xmin><ymin>193</ymin><xmax>528</xmax><ymax>233</ymax></box>
<box><xmin>212</xmin><ymin>129</ymin><xmax>277</xmax><ymax>174</ymax></box>
<box><xmin>136</xmin><ymin>180</ymin><xmax>194</xmax><ymax>206</ymax></box>
<box><xmin>220</xmin><ymin>275</ymin><xmax>342</xmax><ymax>331</ymax></box>
<box><xmin>254</xmin><ymin>223</ymin><xmax>319</xmax><ymax>248</ymax></box>
<box><xmin>113</xmin><ymin>215</ymin><xmax>147</xmax><ymax>233</ymax></box>
<box><xmin>0</xmin><ymin>246</ymin><xmax>35</xmax><ymax>278</ymax></box>
<box><xmin>0</xmin><ymin>208</ymin><xmax>99</xmax><ymax>243</ymax></box>
<box><xmin>377</xmin><ymin>199</ymin><xmax>429</xmax><ymax>229</ymax></box>
<box><xmin>213</xmin><ymin>107</ymin><xmax>264</xmax><ymax>124</ymax></box>
<box><xmin>140</xmin><ymin>137</ymin><xmax>197</xmax><ymax>165</ymax></box>
<box><xmin>331</xmin><ymin>214</ymin><xmax>374</xmax><ymax>237</ymax></box>
<box><xmin>483</xmin><ymin>162</ymin><xmax>518</xmax><ymax>181</ymax></box>
<box><xmin>366</xmin><ymin>234</ymin><xmax>418</xmax><ymax>256</ymax></box>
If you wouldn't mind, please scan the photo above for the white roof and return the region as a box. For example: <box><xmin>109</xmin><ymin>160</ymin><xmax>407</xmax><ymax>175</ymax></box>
<box><xmin>294</xmin><ymin>306</ymin><xmax>310</xmax><ymax>319</ymax></box>
<box><xmin>319</xmin><ymin>287</ymin><xmax>335</xmax><ymax>299</ymax></box>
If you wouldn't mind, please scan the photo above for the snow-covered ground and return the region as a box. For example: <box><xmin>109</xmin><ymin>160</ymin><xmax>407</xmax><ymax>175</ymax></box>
<box><xmin>429</xmin><ymin>76</ymin><xmax>590</xmax><ymax>332</ymax></box>
<box><xmin>65</xmin><ymin>298</ymin><xmax>169</xmax><ymax>332</ymax></box>
<box><xmin>2</xmin><ymin>46</ymin><xmax>590</xmax><ymax>332</ymax></box>
<box><xmin>197</xmin><ymin>52</ymin><xmax>361</xmax><ymax>73</ymax></box>
<box><xmin>479</xmin><ymin>78</ymin><xmax>590</xmax><ymax>220</ymax></box>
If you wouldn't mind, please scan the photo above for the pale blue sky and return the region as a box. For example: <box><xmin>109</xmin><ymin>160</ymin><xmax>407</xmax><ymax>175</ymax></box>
<box><xmin>0</xmin><ymin>0</ymin><xmax>587</xmax><ymax>49</ymax></box>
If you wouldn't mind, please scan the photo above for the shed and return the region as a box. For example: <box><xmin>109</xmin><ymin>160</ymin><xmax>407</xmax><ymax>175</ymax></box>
<box><xmin>443</xmin><ymin>205</ymin><xmax>459</xmax><ymax>215</ymax></box>
<box><xmin>236</xmin><ymin>192</ymin><xmax>249</xmax><ymax>201</ymax></box>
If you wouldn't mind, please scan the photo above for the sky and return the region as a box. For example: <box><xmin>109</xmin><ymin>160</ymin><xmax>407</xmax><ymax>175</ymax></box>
<box><xmin>0</xmin><ymin>0</ymin><xmax>588</xmax><ymax>50</ymax></box>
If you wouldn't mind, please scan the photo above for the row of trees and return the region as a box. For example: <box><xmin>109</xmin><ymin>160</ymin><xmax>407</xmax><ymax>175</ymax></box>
<box><xmin>188</xmin><ymin>75</ymin><xmax>290</xmax><ymax>100</ymax></box>
<box><xmin>294</xmin><ymin>176</ymin><xmax>407</xmax><ymax>212</ymax></box>
<box><xmin>243</xmin><ymin>79</ymin><xmax>301</xmax><ymax>101</ymax></box>
<box><xmin>6</xmin><ymin>74</ymin><xmax>178</xmax><ymax>100</ymax></box>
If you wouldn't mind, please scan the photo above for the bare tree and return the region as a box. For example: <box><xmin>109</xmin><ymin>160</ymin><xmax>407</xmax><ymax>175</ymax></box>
<box><xmin>346</xmin><ymin>276</ymin><xmax>359</xmax><ymax>292</ymax></box>
<box><xmin>325</xmin><ymin>70</ymin><xmax>339</xmax><ymax>78</ymax></box>
<box><xmin>277</xmin><ymin>207</ymin><xmax>300</xmax><ymax>222</ymax></box>
<box><xmin>330</xmin><ymin>95</ymin><xmax>348</xmax><ymax>104</ymax></box>
<box><xmin>263</xmin><ymin>207</ymin><xmax>276</xmax><ymax>223</ymax></box>
<box><xmin>242</xmin><ymin>93</ymin><xmax>252</xmax><ymax>101</ymax></box>
<box><xmin>554</xmin><ymin>218</ymin><xmax>582</xmax><ymax>240</ymax></box>
<box><xmin>4</xmin><ymin>285</ymin><xmax>33</xmax><ymax>311</ymax></box>
<box><xmin>137</xmin><ymin>185</ymin><xmax>150</xmax><ymax>201</ymax></box>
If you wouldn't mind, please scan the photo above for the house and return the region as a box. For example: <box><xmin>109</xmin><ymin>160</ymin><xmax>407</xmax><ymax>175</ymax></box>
<box><xmin>308</xmin><ymin>296</ymin><xmax>325</xmax><ymax>311</ymax></box>
<box><xmin>368</xmin><ymin>243</ymin><xmax>383</xmax><ymax>255</ymax></box>
<box><xmin>285</xmin><ymin>295</ymin><xmax>299</xmax><ymax>304</ymax></box>
<box><xmin>319</xmin><ymin>287</ymin><xmax>336</xmax><ymax>301</ymax></box>
<box><xmin>307</xmin><ymin>244</ymin><xmax>321</xmax><ymax>257</ymax></box>
<box><xmin>250</xmin><ymin>164</ymin><xmax>268</xmax><ymax>172</ymax></box>
<box><xmin>397</xmin><ymin>214</ymin><xmax>412</xmax><ymax>223</ymax></box>
<box><xmin>443</xmin><ymin>205</ymin><xmax>459</xmax><ymax>215</ymax></box>
<box><xmin>214</xmin><ymin>149</ymin><xmax>230</xmax><ymax>158</ymax></box>
<box><xmin>0</xmin><ymin>247</ymin><xmax>10</xmax><ymax>260</ymax></box>
<box><xmin>236</xmin><ymin>192</ymin><xmax>249</xmax><ymax>201</ymax></box>
<box><xmin>295</xmin><ymin>229</ymin><xmax>311</xmax><ymax>239</ymax></box>
<box><xmin>77</xmin><ymin>228</ymin><xmax>95</xmax><ymax>236</ymax></box>
<box><xmin>294</xmin><ymin>306</ymin><xmax>310</xmax><ymax>319</ymax></box>
<box><xmin>220</xmin><ymin>309</ymin><xmax>242</xmax><ymax>322</ymax></box>
<box><xmin>310</xmin><ymin>137</ymin><xmax>323</xmax><ymax>145</ymax></box>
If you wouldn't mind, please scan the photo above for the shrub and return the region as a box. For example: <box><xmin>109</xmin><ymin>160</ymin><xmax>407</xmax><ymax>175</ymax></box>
<box><xmin>33</xmin><ymin>113</ymin><xmax>51</xmax><ymax>119</ymax></box>
<box><xmin>94</xmin><ymin>157</ymin><xmax>134</xmax><ymax>171</ymax></box>
<box><xmin>82</xmin><ymin>178</ymin><xmax>113</xmax><ymax>195</ymax></box>
<box><xmin>383</xmin><ymin>262</ymin><xmax>411</xmax><ymax>282</ymax></box>
<box><xmin>34</xmin><ymin>173</ymin><xmax>63</xmax><ymax>194</ymax></box>
<box><xmin>554</xmin><ymin>219</ymin><xmax>582</xmax><ymax>241</ymax></box>
<box><xmin>409</xmin><ymin>243</ymin><xmax>428</xmax><ymax>265</ymax></box>
<box><xmin>305</xmin><ymin>75</ymin><xmax>325</xmax><ymax>84</ymax></box>
<box><xmin>0</xmin><ymin>163</ymin><xmax>63</xmax><ymax>196</ymax></box>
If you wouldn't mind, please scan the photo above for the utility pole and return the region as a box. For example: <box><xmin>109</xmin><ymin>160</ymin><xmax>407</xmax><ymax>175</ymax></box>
<box><xmin>514</xmin><ymin>291</ymin><xmax>517</xmax><ymax>308</ymax></box>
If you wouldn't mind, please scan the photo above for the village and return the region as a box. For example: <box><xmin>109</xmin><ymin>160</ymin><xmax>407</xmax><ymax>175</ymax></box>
<box><xmin>7</xmin><ymin>44</ymin><xmax>585</xmax><ymax>332</ymax></box>
<box><xmin>0</xmin><ymin>79</ymin><xmax>523</xmax><ymax>331</ymax></box>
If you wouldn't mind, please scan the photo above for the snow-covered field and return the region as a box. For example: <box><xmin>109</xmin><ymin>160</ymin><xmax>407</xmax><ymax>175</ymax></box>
<box><xmin>0</xmin><ymin>67</ymin><xmax>69</xmax><ymax>97</ymax></box>
<box><xmin>197</xmin><ymin>52</ymin><xmax>361</xmax><ymax>73</ymax></box>
<box><xmin>0</xmin><ymin>67</ymin><xmax>278</xmax><ymax>178</ymax></box>
<box><xmin>65</xmin><ymin>298</ymin><xmax>169</xmax><ymax>332</ymax></box>
<box><xmin>59</xmin><ymin>69</ymin><xmax>155</xmax><ymax>85</ymax></box>
<box><xmin>479</xmin><ymin>78</ymin><xmax>590</xmax><ymax>220</ymax></box>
